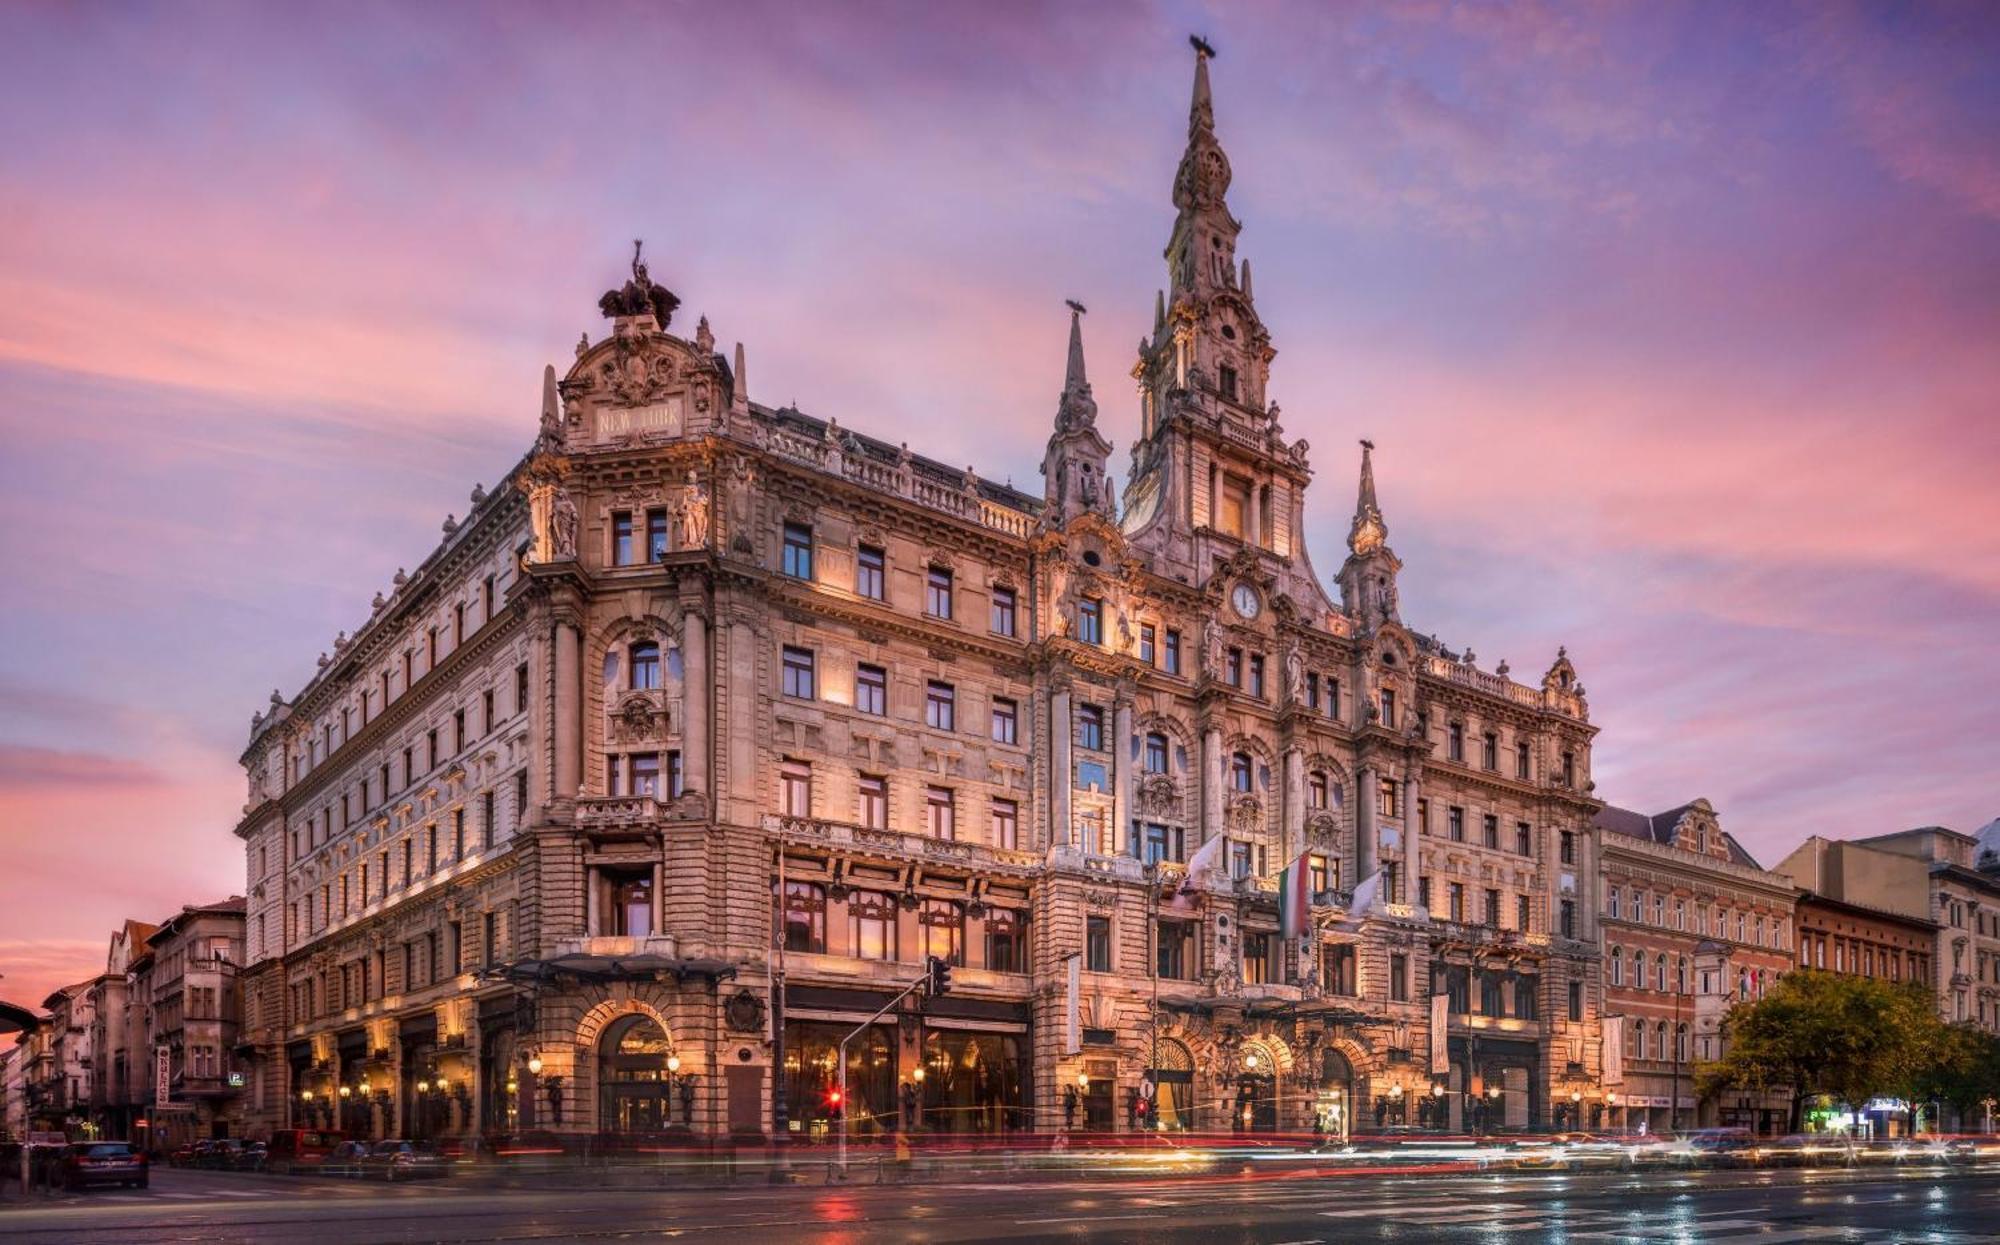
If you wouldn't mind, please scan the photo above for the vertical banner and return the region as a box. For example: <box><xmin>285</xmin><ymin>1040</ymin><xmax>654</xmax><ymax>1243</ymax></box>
<box><xmin>1429</xmin><ymin>992</ymin><xmax>1449</xmax><ymax>1075</ymax></box>
<box><xmin>1603</xmin><ymin>1016</ymin><xmax>1624</xmax><ymax>1085</ymax></box>
<box><xmin>155</xmin><ymin>1046</ymin><xmax>171</xmax><ymax>1108</ymax></box>
<box><xmin>1065</xmin><ymin>954</ymin><xmax>1082</xmax><ymax>1055</ymax></box>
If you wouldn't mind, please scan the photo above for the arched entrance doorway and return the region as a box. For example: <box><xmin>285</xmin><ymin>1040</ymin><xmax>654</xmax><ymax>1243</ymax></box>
<box><xmin>1234</xmin><ymin>1044</ymin><xmax>1279</xmax><ymax>1133</ymax></box>
<box><xmin>1317</xmin><ymin>1047</ymin><xmax>1354</xmax><ymax>1138</ymax></box>
<box><xmin>597</xmin><ymin>1014</ymin><xmax>673</xmax><ymax>1135</ymax></box>
<box><xmin>1149</xmin><ymin>1039</ymin><xmax>1195</xmax><ymax>1132</ymax></box>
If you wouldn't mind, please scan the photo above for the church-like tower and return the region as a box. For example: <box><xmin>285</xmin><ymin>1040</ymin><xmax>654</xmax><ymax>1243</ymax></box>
<box><xmin>1121</xmin><ymin>39</ymin><xmax>1330</xmax><ymax>616</ymax></box>
<box><xmin>1337</xmin><ymin>439</ymin><xmax>1403</xmax><ymax>631</ymax></box>
<box><xmin>1040</xmin><ymin>301</ymin><xmax>1114</xmax><ymax>527</ymax></box>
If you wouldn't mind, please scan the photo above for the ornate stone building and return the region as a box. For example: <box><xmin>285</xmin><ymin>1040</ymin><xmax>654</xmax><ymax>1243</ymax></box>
<box><xmin>1595</xmin><ymin>800</ymin><xmax>1796</xmax><ymax>1134</ymax></box>
<box><xmin>234</xmin><ymin>45</ymin><xmax>1604</xmax><ymax>1144</ymax></box>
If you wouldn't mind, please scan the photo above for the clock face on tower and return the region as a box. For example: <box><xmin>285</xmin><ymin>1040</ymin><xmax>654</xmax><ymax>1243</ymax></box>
<box><xmin>1231</xmin><ymin>583</ymin><xmax>1260</xmax><ymax>619</ymax></box>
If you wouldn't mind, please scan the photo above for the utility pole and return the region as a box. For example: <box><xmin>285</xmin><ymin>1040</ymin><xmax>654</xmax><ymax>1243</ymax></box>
<box><xmin>1671</xmin><ymin>988</ymin><xmax>1684</xmax><ymax>1134</ymax></box>
<box><xmin>771</xmin><ymin>847</ymin><xmax>789</xmax><ymax>1175</ymax></box>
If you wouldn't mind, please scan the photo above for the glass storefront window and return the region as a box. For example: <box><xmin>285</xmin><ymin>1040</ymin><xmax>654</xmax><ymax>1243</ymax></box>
<box><xmin>920</xmin><ymin>1032</ymin><xmax>1027</xmax><ymax>1134</ymax></box>
<box><xmin>784</xmin><ymin>1022</ymin><xmax>895</xmax><ymax>1138</ymax></box>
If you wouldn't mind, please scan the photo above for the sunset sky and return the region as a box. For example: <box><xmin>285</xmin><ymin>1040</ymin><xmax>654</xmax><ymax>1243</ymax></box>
<box><xmin>2</xmin><ymin>1</ymin><xmax>1995</xmax><ymax>1009</ymax></box>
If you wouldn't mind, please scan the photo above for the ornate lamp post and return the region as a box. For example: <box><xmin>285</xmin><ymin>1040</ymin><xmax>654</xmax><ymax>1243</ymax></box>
<box><xmin>666</xmin><ymin>1054</ymin><xmax>697</xmax><ymax>1129</ymax></box>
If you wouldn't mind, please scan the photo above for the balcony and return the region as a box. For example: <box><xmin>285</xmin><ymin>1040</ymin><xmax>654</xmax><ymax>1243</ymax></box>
<box><xmin>764</xmin><ymin>813</ymin><xmax>1040</xmax><ymax>875</ymax></box>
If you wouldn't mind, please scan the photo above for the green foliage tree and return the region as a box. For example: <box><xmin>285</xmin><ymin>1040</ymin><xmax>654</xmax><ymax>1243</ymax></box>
<box><xmin>1697</xmin><ymin>971</ymin><xmax>1967</xmax><ymax>1135</ymax></box>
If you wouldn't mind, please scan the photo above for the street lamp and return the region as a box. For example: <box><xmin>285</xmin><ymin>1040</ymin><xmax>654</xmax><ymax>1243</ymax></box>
<box><xmin>527</xmin><ymin>1054</ymin><xmax>543</xmax><ymax>1076</ymax></box>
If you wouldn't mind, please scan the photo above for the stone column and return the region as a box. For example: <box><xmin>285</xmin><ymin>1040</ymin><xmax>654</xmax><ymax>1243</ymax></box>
<box><xmin>1282</xmin><ymin>747</ymin><xmax>1304</xmax><ymax>861</ymax></box>
<box><xmin>553</xmin><ymin>618</ymin><xmax>581</xmax><ymax>799</ymax></box>
<box><xmin>683</xmin><ymin>609</ymin><xmax>710</xmax><ymax>796</ymax></box>
<box><xmin>1202</xmin><ymin>726</ymin><xmax>1224</xmax><ymax>845</ymax></box>
<box><xmin>1112</xmin><ymin>697</ymin><xmax>1134</xmax><ymax>856</ymax></box>
<box><xmin>1051</xmin><ymin>686</ymin><xmax>1073</xmax><ymax>847</ymax></box>
<box><xmin>1357</xmin><ymin>764</ymin><xmax>1378</xmax><ymax>887</ymax></box>
<box><xmin>1404</xmin><ymin>771</ymin><xmax>1422</xmax><ymax>909</ymax></box>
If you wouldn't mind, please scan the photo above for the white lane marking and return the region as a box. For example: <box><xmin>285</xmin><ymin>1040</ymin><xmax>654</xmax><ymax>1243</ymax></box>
<box><xmin>1016</xmin><ymin>1212</ymin><xmax>1169</xmax><ymax>1225</ymax></box>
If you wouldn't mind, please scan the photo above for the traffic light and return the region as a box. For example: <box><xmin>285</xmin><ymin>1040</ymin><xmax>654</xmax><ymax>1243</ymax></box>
<box><xmin>824</xmin><ymin>1087</ymin><xmax>844</xmax><ymax>1119</ymax></box>
<box><xmin>926</xmin><ymin>954</ymin><xmax>953</xmax><ymax>998</ymax></box>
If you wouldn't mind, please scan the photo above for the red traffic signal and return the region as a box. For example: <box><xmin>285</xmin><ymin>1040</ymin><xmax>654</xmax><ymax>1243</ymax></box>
<box><xmin>826</xmin><ymin>1088</ymin><xmax>844</xmax><ymax>1107</ymax></box>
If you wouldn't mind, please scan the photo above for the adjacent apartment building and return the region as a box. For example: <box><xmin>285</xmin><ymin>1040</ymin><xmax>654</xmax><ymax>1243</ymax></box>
<box><xmin>1596</xmin><ymin>799</ymin><xmax>1797</xmax><ymax>1134</ymax></box>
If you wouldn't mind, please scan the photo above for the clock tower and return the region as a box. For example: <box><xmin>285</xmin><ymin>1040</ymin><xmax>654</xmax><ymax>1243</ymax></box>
<box><xmin>1121</xmin><ymin>39</ymin><xmax>1333</xmax><ymax>619</ymax></box>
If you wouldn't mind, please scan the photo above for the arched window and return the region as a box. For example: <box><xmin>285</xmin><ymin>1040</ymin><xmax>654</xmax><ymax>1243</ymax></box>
<box><xmin>1144</xmin><ymin>733</ymin><xmax>1169</xmax><ymax>774</ymax></box>
<box><xmin>1610</xmin><ymin>947</ymin><xmax>1623</xmax><ymax>986</ymax></box>
<box><xmin>1608</xmin><ymin>887</ymin><xmax>1621</xmax><ymax>920</ymax></box>
<box><xmin>1655</xmin><ymin>953</ymin><xmax>1668</xmax><ymax>992</ymax></box>
<box><xmin>1738</xmin><ymin>968</ymin><xmax>1750</xmax><ymax>1000</ymax></box>
<box><xmin>1632</xmin><ymin>1018</ymin><xmax>1647</xmax><ymax>1060</ymax></box>
<box><xmin>1675</xmin><ymin>1023</ymin><xmax>1689</xmax><ymax>1063</ymax></box>
<box><xmin>630</xmin><ymin>642</ymin><xmax>660</xmax><ymax>690</ymax></box>
<box><xmin>1656</xmin><ymin>1021</ymin><xmax>1669</xmax><ymax>1062</ymax></box>
<box><xmin>1675</xmin><ymin>956</ymin><xmax>1687</xmax><ymax>994</ymax></box>
<box><xmin>1230</xmin><ymin>752</ymin><xmax>1253</xmax><ymax>792</ymax></box>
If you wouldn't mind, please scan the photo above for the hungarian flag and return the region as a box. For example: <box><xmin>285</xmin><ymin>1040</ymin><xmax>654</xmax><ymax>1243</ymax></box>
<box><xmin>1278</xmin><ymin>854</ymin><xmax>1313</xmax><ymax>940</ymax></box>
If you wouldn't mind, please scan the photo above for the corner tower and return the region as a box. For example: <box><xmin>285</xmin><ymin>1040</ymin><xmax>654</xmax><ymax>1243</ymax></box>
<box><xmin>1337</xmin><ymin>439</ymin><xmax>1402</xmax><ymax>631</ymax></box>
<box><xmin>1040</xmin><ymin>300</ymin><xmax>1114</xmax><ymax>527</ymax></box>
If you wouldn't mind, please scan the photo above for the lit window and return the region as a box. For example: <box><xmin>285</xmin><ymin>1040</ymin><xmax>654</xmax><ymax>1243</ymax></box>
<box><xmin>856</xmin><ymin>544</ymin><xmax>885</xmax><ymax>600</ymax></box>
<box><xmin>855</xmin><ymin>663</ymin><xmax>887</xmax><ymax>715</ymax></box>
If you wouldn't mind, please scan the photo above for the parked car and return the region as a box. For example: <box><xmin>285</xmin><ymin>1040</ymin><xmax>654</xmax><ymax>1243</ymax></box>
<box><xmin>231</xmin><ymin>1141</ymin><xmax>269</xmax><ymax>1172</ymax></box>
<box><xmin>265</xmin><ymin>1128</ymin><xmax>344</xmax><ymax>1173</ymax></box>
<box><xmin>364</xmin><ymin>1139</ymin><xmax>446</xmax><ymax>1181</ymax></box>
<box><xmin>59</xmin><ymin>1141</ymin><xmax>149</xmax><ymax>1191</ymax></box>
<box><xmin>1681</xmin><ymin>1128</ymin><xmax>1757</xmax><ymax>1167</ymax></box>
<box><xmin>320</xmin><ymin>1139</ymin><xmax>374</xmax><ymax>1178</ymax></box>
<box><xmin>195</xmin><ymin>1138</ymin><xmax>246</xmax><ymax>1170</ymax></box>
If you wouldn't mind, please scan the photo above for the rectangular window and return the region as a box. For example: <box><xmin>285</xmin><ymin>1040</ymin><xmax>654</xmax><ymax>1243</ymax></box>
<box><xmin>990</xmin><ymin>798</ymin><xmax>1019</xmax><ymax>850</ymax></box>
<box><xmin>1324</xmin><ymin>677</ymin><xmax>1340</xmax><ymax>720</ymax></box>
<box><xmin>1482</xmin><ymin>814</ymin><xmax>1499</xmax><ymax>849</ymax></box>
<box><xmin>1218</xmin><ymin>363</ymin><xmax>1238</xmax><ymax>402</ymax></box>
<box><xmin>989</xmin><ymin>586</ymin><xmax>1016</xmax><ymax>636</ymax></box>
<box><xmin>1390</xmin><ymin>952</ymin><xmax>1410</xmax><ymax>1002</ymax></box>
<box><xmin>1560</xmin><ymin>830</ymin><xmax>1576</xmax><ymax>865</ymax></box>
<box><xmin>781</xmin><ymin>646</ymin><xmax>816</xmax><ymax>699</ymax></box>
<box><xmin>1218</xmin><ymin>475</ymin><xmax>1250</xmax><ymax>538</ymax></box>
<box><xmin>1448</xmin><ymin>882</ymin><xmax>1465</xmax><ymax>923</ymax></box>
<box><xmin>483</xmin><ymin>689</ymin><xmax>496</xmax><ymax>734</ymax></box>
<box><xmin>1568</xmin><ymin>980</ymin><xmax>1584</xmax><ymax>1022</ymax></box>
<box><xmin>779</xmin><ymin>761</ymin><xmax>812</xmax><ymax>818</ymax></box>
<box><xmin>1322</xmin><ymin>943</ymin><xmax>1357</xmax><ymax>996</ymax></box>
<box><xmin>849</xmin><ymin>891</ymin><xmax>896</xmax><ymax>961</ymax></box>
<box><xmin>926</xmin><ymin>567</ymin><xmax>953</xmax><ymax>619</ymax></box>
<box><xmin>1560</xmin><ymin>899</ymin><xmax>1576</xmax><ymax>939</ymax></box>
<box><xmin>1379</xmin><ymin>778</ymin><xmax>1398</xmax><ymax>818</ymax></box>
<box><xmin>612</xmin><ymin>511</ymin><xmax>634</xmax><ymax>565</ymax></box>
<box><xmin>1484</xmin><ymin>888</ymin><xmax>1501</xmax><ymax>928</ymax></box>
<box><xmin>855</xmin><ymin>663</ymin><xmax>887</xmax><ymax>715</ymax></box>
<box><xmin>453</xmin><ymin>602</ymin><xmax>466</xmax><ymax>646</ymax></box>
<box><xmin>1226</xmin><ymin>647</ymin><xmax>1242</xmax><ymax>686</ymax></box>
<box><xmin>925</xmin><ymin>786</ymin><xmax>956</xmax><ymax>839</ymax></box>
<box><xmin>1156</xmin><ymin>920</ymin><xmax>1193</xmax><ymax>980</ymax></box>
<box><xmin>629</xmin><ymin>753</ymin><xmax>661</xmax><ymax>798</ymax></box>
<box><xmin>986</xmin><ymin>908</ymin><xmax>1027</xmax><ymax>973</ymax></box>
<box><xmin>1517</xmin><ymin>742</ymin><xmax>1531</xmax><ymax>779</ymax></box>
<box><xmin>648</xmin><ymin>510</ymin><xmax>672</xmax><ymax>564</ymax></box>
<box><xmin>427</xmin><ymin>730</ymin><xmax>439</xmax><ymax>772</ymax></box>
<box><xmin>516</xmin><ymin>663</ymin><xmax>530</xmax><ymax>714</ymax></box>
<box><xmin>483</xmin><ymin>573</ymin><xmax>496</xmax><ymax>620</ymax></box>
<box><xmin>1077</xmin><ymin>704</ymin><xmax>1104</xmax><ymax>751</ymax></box>
<box><xmin>782</xmin><ymin>522</ymin><xmax>814</xmax><ymax>579</ymax></box>
<box><xmin>1249</xmin><ymin>654</ymin><xmax>1265</xmax><ymax>698</ymax></box>
<box><xmin>858</xmin><ymin>774</ymin><xmax>888</xmax><ymax>829</ymax></box>
<box><xmin>454</xmin><ymin>708</ymin><xmax>466</xmax><ymax>754</ymax></box>
<box><xmin>925</xmin><ymin>681</ymin><xmax>955</xmax><ymax>731</ymax></box>
<box><xmin>1164</xmin><ymin>629</ymin><xmax>1182</xmax><ymax>675</ymax></box>
<box><xmin>1243</xmin><ymin>932</ymin><xmax>1273</xmax><ymax>984</ymax></box>
<box><xmin>1077</xmin><ymin>597</ymin><xmax>1103</xmax><ymax>645</ymax></box>
<box><xmin>1448</xmin><ymin>807</ymin><xmax>1465</xmax><ymax>843</ymax></box>
<box><xmin>482</xmin><ymin>791</ymin><xmax>496</xmax><ymax>849</ymax></box>
<box><xmin>781</xmin><ymin>882</ymin><xmax>826</xmax><ymax>954</ymax></box>
<box><xmin>1086</xmin><ymin>917</ymin><xmax>1112</xmax><ymax>973</ymax></box>
<box><xmin>1139</xmin><ymin>624</ymin><xmax>1156</xmax><ymax>665</ymax></box>
<box><xmin>856</xmin><ymin>544</ymin><xmax>885</xmax><ymax>600</ymax></box>
<box><xmin>1517</xmin><ymin>894</ymin><xmax>1531</xmax><ymax>931</ymax></box>
<box><xmin>668</xmin><ymin>750</ymin><xmax>683</xmax><ymax>798</ymax></box>
<box><xmin>990</xmin><ymin>697</ymin><xmax>1018</xmax><ymax>745</ymax></box>
<box><xmin>1449</xmin><ymin>723</ymin><xmax>1464</xmax><ymax>761</ymax></box>
<box><xmin>1378</xmin><ymin>687</ymin><xmax>1396</xmax><ymax>728</ymax></box>
<box><xmin>1143</xmin><ymin>822</ymin><xmax>1183</xmax><ymax>865</ymax></box>
<box><xmin>1482</xmin><ymin>732</ymin><xmax>1498</xmax><ymax>770</ymax></box>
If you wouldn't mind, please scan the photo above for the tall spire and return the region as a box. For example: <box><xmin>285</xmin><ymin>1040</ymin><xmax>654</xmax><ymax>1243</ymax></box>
<box><xmin>1056</xmin><ymin>299</ymin><xmax>1097</xmax><ymax>431</ymax></box>
<box><xmin>1349</xmin><ymin>439</ymin><xmax>1387</xmax><ymax>555</ymax></box>
<box><xmin>1189</xmin><ymin>34</ymin><xmax>1216</xmax><ymax>135</ymax></box>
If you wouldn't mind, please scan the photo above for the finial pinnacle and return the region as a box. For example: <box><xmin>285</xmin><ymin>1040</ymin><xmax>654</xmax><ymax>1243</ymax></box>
<box><xmin>1360</xmin><ymin>438</ymin><xmax>1374</xmax><ymax>452</ymax></box>
<box><xmin>1065</xmin><ymin>298</ymin><xmax>1087</xmax><ymax>317</ymax></box>
<box><xmin>1190</xmin><ymin>34</ymin><xmax>1216</xmax><ymax>60</ymax></box>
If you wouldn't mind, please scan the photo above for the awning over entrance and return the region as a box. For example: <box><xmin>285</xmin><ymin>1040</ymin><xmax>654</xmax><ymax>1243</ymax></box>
<box><xmin>479</xmin><ymin>952</ymin><xmax>739</xmax><ymax>987</ymax></box>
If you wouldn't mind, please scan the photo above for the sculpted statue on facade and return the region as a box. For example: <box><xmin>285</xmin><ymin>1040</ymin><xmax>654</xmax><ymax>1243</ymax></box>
<box><xmin>551</xmin><ymin>487</ymin><xmax>580</xmax><ymax>560</ymax></box>
<box><xmin>1202</xmin><ymin>614</ymin><xmax>1225</xmax><ymax>679</ymax></box>
<box><xmin>1284</xmin><ymin>643</ymin><xmax>1306</xmax><ymax>705</ymax></box>
<box><xmin>677</xmin><ymin>472</ymin><xmax>710</xmax><ymax>549</ymax></box>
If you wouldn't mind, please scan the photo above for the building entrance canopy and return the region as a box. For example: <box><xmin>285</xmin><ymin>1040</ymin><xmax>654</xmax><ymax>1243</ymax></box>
<box><xmin>479</xmin><ymin>953</ymin><xmax>739</xmax><ymax>986</ymax></box>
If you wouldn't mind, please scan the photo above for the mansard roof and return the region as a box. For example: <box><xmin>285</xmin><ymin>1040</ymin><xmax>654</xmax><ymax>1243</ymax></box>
<box><xmin>1596</xmin><ymin>801</ymin><xmax>1763</xmax><ymax>870</ymax></box>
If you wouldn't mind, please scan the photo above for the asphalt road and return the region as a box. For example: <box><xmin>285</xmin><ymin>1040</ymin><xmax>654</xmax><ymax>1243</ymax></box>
<box><xmin>3</xmin><ymin>1161</ymin><xmax>1999</xmax><ymax>1243</ymax></box>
